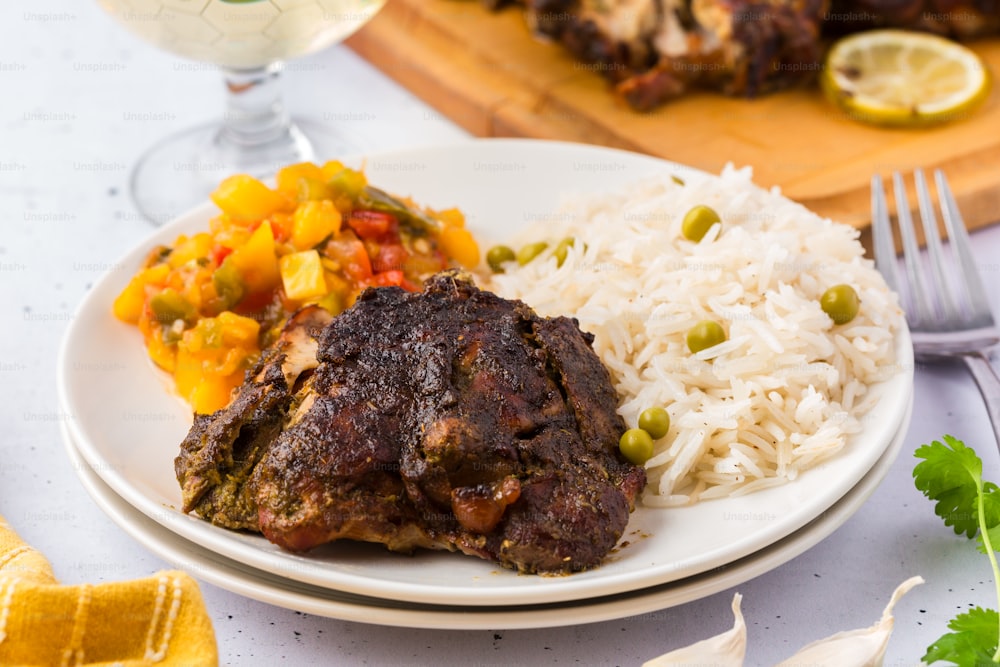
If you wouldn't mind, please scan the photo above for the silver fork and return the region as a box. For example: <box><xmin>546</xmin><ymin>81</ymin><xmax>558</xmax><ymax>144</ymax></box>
<box><xmin>871</xmin><ymin>169</ymin><xmax>1000</xmax><ymax>447</ymax></box>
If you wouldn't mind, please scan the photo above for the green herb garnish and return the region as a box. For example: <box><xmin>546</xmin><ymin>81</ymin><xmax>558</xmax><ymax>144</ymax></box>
<box><xmin>914</xmin><ymin>434</ymin><xmax>1000</xmax><ymax>664</ymax></box>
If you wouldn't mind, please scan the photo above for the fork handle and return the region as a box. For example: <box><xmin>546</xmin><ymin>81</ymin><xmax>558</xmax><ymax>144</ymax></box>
<box><xmin>960</xmin><ymin>352</ymin><xmax>1000</xmax><ymax>453</ymax></box>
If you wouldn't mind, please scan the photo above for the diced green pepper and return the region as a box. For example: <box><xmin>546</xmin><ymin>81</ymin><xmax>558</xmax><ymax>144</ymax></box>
<box><xmin>212</xmin><ymin>258</ymin><xmax>246</xmax><ymax>309</ymax></box>
<box><xmin>150</xmin><ymin>289</ymin><xmax>197</xmax><ymax>325</ymax></box>
<box><xmin>327</xmin><ymin>167</ymin><xmax>368</xmax><ymax>201</ymax></box>
<box><xmin>358</xmin><ymin>186</ymin><xmax>443</xmax><ymax>235</ymax></box>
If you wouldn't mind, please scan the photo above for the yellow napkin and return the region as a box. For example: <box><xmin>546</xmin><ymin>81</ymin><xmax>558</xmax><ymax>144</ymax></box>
<box><xmin>0</xmin><ymin>514</ymin><xmax>218</xmax><ymax>666</ymax></box>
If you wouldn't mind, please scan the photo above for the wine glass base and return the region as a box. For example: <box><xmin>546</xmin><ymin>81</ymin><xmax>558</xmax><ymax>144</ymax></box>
<box><xmin>129</xmin><ymin>118</ymin><xmax>367</xmax><ymax>225</ymax></box>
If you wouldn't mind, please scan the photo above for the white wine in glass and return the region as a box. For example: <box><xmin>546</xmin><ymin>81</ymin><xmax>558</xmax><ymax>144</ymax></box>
<box><xmin>97</xmin><ymin>0</ymin><xmax>387</xmax><ymax>223</ymax></box>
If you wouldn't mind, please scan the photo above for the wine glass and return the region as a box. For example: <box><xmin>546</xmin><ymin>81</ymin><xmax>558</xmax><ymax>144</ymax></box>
<box><xmin>97</xmin><ymin>0</ymin><xmax>387</xmax><ymax>224</ymax></box>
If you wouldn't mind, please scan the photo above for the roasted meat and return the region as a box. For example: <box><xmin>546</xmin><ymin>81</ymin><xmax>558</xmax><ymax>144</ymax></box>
<box><xmin>175</xmin><ymin>272</ymin><xmax>645</xmax><ymax>574</ymax></box>
<box><xmin>823</xmin><ymin>0</ymin><xmax>1000</xmax><ymax>38</ymax></box>
<box><xmin>484</xmin><ymin>0</ymin><xmax>999</xmax><ymax>108</ymax></box>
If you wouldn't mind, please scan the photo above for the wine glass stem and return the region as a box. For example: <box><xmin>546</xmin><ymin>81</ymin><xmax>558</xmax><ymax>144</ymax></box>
<box><xmin>218</xmin><ymin>64</ymin><xmax>314</xmax><ymax>162</ymax></box>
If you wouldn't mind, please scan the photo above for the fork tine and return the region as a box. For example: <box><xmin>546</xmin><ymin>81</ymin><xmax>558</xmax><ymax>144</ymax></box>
<box><xmin>914</xmin><ymin>169</ymin><xmax>959</xmax><ymax>324</ymax></box>
<box><xmin>892</xmin><ymin>171</ymin><xmax>936</xmax><ymax>328</ymax></box>
<box><xmin>935</xmin><ymin>169</ymin><xmax>995</xmax><ymax>327</ymax></box>
<box><xmin>871</xmin><ymin>175</ymin><xmax>901</xmax><ymax>294</ymax></box>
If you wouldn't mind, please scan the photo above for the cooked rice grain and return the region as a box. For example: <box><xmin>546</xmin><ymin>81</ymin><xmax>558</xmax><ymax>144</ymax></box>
<box><xmin>485</xmin><ymin>165</ymin><xmax>903</xmax><ymax>506</ymax></box>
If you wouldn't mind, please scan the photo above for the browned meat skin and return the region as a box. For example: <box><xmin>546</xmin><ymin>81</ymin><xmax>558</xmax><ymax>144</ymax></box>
<box><xmin>176</xmin><ymin>271</ymin><xmax>645</xmax><ymax>574</ymax></box>
<box><xmin>824</xmin><ymin>0</ymin><xmax>1000</xmax><ymax>37</ymax></box>
<box><xmin>518</xmin><ymin>0</ymin><xmax>829</xmax><ymax>108</ymax></box>
<box><xmin>485</xmin><ymin>0</ymin><xmax>999</xmax><ymax>109</ymax></box>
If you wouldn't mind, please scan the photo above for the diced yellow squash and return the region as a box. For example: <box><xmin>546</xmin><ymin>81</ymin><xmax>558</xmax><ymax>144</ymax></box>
<box><xmin>320</xmin><ymin>160</ymin><xmax>346</xmax><ymax>180</ymax></box>
<box><xmin>114</xmin><ymin>278</ymin><xmax>148</xmax><ymax>324</ymax></box>
<box><xmin>323</xmin><ymin>270</ymin><xmax>350</xmax><ymax>297</ymax></box>
<box><xmin>228</xmin><ymin>222</ymin><xmax>281</xmax><ymax>294</ymax></box>
<box><xmin>279</xmin><ymin>250</ymin><xmax>327</xmax><ymax>300</ymax></box>
<box><xmin>146</xmin><ymin>331</ymin><xmax>177</xmax><ymax>372</ymax></box>
<box><xmin>291</xmin><ymin>200</ymin><xmax>341</xmax><ymax>250</ymax></box>
<box><xmin>297</xmin><ymin>178</ymin><xmax>334</xmax><ymax>202</ymax></box>
<box><xmin>180</xmin><ymin>312</ymin><xmax>258</xmax><ymax>353</ymax></box>
<box><xmin>211</xmin><ymin>174</ymin><xmax>288</xmax><ymax>221</ymax></box>
<box><xmin>174</xmin><ymin>347</ymin><xmax>241</xmax><ymax>414</ymax></box>
<box><xmin>168</xmin><ymin>233</ymin><xmax>213</xmax><ymax>268</ymax></box>
<box><xmin>436</xmin><ymin>207</ymin><xmax>466</xmax><ymax>228</ymax></box>
<box><xmin>275</xmin><ymin>162</ymin><xmax>324</xmax><ymax>196</ymax></box>
<box><xmin>189</xmin><ymin>374</ymin><xmax>240</xmax><ymax>414</ymax></box>
<box><xmin>173</xmin><ymin>348</ymin><xmax>200</xmax><ymax>404</ymax></box>
<box><xmin>179</xmin><ymin>318</ymin><xmax>218</xmax><ymax>355</ymax></box>
<box><xmin>141</xmin><ymin>263</ymin><xmax>171</xmax><ymax>286</ymax></box>
<box><xmin>113</xmin><ymin>264</ymin><xmax>170</xmax><ymax>323</ymax></box>
<box><xmin>180</xmin><ymin>266</ymin><xmax>214</xmax><ymax>311</ymax></box>
<box><xmin>174</xmin><ymin>313</ymin><xmax>259</xmax><ymax>413</ymax></box>
<box><xmin>213</xmin><ymin>226</ymin><xmax>251</xmax><ymax>252</ymax></box>
<box><xmin>439</xmin><ymin>226</ymin><xmax>480</xmax><ymax>268</ymax></box>
<box><xmin>216</xmin><ymin>311</ymin><xmax>260</xmax><ymax>349</ymax></box>
<box><xmin>209</xmin><ymin>213</ymin><xmax>231</xmax><ymax>235</ymax></box>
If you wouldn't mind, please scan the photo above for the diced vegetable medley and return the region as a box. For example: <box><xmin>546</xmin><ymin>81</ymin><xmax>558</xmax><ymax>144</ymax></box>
<box><xmin>113</xmin><ymin>161</ymin><xmax>480</xmax><ymax>414</ymax></box>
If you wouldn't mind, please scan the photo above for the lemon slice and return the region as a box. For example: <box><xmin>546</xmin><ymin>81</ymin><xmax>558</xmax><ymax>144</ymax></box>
<box><xmin>821</xmin><ymin>29</ymin><xmax>991</xmax><ymax>127</ymax></box>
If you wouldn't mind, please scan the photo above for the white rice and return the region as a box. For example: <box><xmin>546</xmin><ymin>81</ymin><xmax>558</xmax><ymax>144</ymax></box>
<box><xmin>484</xmin><ymin>165</ymin><xmax>903</xmax><ymax>506</ymax></box>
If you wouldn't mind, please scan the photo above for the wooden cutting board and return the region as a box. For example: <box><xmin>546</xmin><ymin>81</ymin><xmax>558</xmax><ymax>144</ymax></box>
<box><xmin>346</xmin><ymin>0</ymin><xmax>1000</xmax><ymax>238</ymax></box>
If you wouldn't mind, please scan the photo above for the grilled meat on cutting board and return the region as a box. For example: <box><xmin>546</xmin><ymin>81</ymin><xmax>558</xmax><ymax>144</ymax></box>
<box><xmin>175</xmin><ymin>272</ymin><xmax>645</xmax><ymax>574</ymax></box>
<box><xmin>484</xmin><ymin>0</ymin><xmax>1000</xmax><ymax>109</ymax></box>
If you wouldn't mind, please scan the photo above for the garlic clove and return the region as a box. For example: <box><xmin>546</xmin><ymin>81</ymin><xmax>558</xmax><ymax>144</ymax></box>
<box><xmin>774</xmin><ymin>576</ymin><xmax>924</xmax><ymax>667</ymax></box>
<box><xmin>642</xmin><ymin>592</ymin><xmax>746</xmax><ymax>667</ymax></box>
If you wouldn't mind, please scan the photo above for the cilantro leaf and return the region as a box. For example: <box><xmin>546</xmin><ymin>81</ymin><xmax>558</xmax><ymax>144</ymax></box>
<box><xmin>914</xmin><ymin>435</ymin><xmax>986</xmax><ymax>539</ymax></box>
<box><xmin>979</xmin><ymin>483</ymin><xmax>1000</xmax><ymax>554</ymax></box>
<box><xmin>915</xmin><ymin>436</ymin><xmax>1000</xmax><ymax>665</ymax></box>
<box><xmin>983</xmin><ymin>522</ymin><xmax>1000</xmax><ymax>556</ymax></box>
<box><xmin>922</xmin><ymin>607</ymin><xmax>1000</xmax><ymax>665</ymax></box>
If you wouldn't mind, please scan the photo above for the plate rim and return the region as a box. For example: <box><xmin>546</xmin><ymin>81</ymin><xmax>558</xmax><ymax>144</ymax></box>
<box><xmin>57</xmin><ymin>137</ymin><xmax>915</xmax><ymax>607</ymax></box>
<box><xmin>61</xmin><ymin>396</ymin><xmax>911</xmax><ymax>630</ymax></box>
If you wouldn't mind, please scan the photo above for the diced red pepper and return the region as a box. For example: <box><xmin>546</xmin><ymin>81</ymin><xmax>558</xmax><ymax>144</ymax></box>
<box><xmin>372</xmin><ymin>243</ymin><xmax>409</xmax><ymax>274</ymax></box>
<box><xmin>347</xmin><ymin>210</ymin><xmax>399</xmax><ymax>243</ymax></box>
<box><xmin>325</xmin><ymin>236</ymin><xmax>373</xmax><ymax>284</ymax></box>
<box><xmin>369</xmin><ymin>270</ymin><xmax>405</xmax><ymax>287</ymax></box>
<box><xmin>269</xmin><ymin>213</ymin><xmax>294</xmax><ymax>244</ymax></box>
<box><xmin>358</xmin><ymin>270</ymin><xmax>420</xmax><ymax>292</ymax></box>
<box><xmin>211</xmin><ymin>244</ymin><xmax>233</xmax><ymax>267</ymax></box>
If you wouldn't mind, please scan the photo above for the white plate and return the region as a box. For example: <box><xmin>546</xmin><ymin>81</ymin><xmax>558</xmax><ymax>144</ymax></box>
<box><xmin>57</xmin><ymin>139</ymin><xmax>914</xmax><ymax>607</ymax></box>
<box><xmin>62</xmin><ymin>403</ymin><xmax>910</xmax><ymax>630</ymax></box>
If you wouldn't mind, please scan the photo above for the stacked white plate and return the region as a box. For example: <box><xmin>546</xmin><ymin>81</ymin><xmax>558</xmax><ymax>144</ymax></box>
<box><xmin>56</xmin><ymin>140</ymin><xmax>914</xmax><ymax>630</ymax></box>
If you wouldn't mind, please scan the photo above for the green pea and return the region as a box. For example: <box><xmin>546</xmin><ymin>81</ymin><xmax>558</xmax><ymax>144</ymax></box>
<box><xmin>486</xmin><ymin>245</ymin><xmax>516</xmax><ymax>273</ymax></box>
<box><xmin>517</xmin><ymin>241</ymin><xmax>549</xmax><ymax>265</ymax></box>
<box><xmin>638</xmin><ymin>407</ymin><xmax>670</xmax><ymax>440</ymax></box>
<box><xmin>682</xmin><ymin>205</ymin><xmax>721</xmax><ymax>242</ymax></box>
<box><xmin>820</xmin><ymin>284</ymin><xmax>860</xmax><ymax>325</ymax></box>
<box><xmin>686</xmin><ymin>320</ymin><xmax>727</xmax><ymax>354</ymax></box>
<box><xmin>619</xmin><ymin>428</ymin><xmax>654</xmax><ymax>465</ymax></box>
<box><xmin>552</xmin><ymin>237</ymin><xmax>576</xmax><ymax>267</ymax></box>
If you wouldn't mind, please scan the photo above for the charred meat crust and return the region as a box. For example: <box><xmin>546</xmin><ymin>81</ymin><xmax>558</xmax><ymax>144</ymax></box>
<box><xmin>174</xmin><ymin>307</ymin><xmax>333</xmax><ymax>530</ymax></box>
<box><xmin>485</xmin><ymin>0</ymin><xmax>999</xmax><ymax>109</ymax></box>
<box><xmin>175</xmin><ymin>271</ymin><xmax>645</xmax><ymax>574</ymax></box>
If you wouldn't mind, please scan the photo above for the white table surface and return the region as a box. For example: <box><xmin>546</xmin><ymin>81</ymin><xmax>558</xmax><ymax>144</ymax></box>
<box><xmin>3</xmin><ymin>2</ymin><xmax>1000</xmax><ymax>665</ymax></box>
